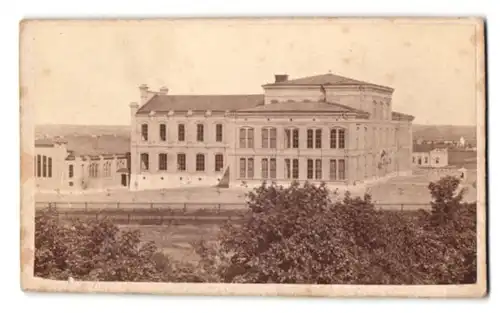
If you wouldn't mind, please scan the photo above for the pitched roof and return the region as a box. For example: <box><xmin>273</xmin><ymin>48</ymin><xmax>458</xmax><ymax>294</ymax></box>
<box><xmin>237</xmin><ymin>100</ymin><xmax>369</xmax><ymax>117</ymax></box>
<box><xmin>262</xmin><ymin>73</ymin><xmax>393</xmax><ymax>90</ymax></box>
<box><xmin>136</xmin><ymin>94</ymin><xmax>264</xmax><ymax>114</ymax></box>
<box><xmin>35</xmin><ymin>138</ymin><xmax>67</xmax><ymax>147</ymax></box>
<box><xmin>413</xmin><ymin>143</ymin><xmax>448</xmax><ymax>153</ymax></box>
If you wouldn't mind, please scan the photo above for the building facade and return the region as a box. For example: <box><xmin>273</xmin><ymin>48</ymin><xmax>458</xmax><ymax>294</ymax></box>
<box><xmin>34</xmin><ymin>138</ymin><xmax>129</xmax><ymax>192</ymax></box>
<box><xmin>412</xmin><ymin>146</ymin><xmax>449</xmax><ymax>168</ymax></box>
<box><xmin>129</xmin><ymin>73</ymin><xmax>414</xmax><ymax>190</ymax></box>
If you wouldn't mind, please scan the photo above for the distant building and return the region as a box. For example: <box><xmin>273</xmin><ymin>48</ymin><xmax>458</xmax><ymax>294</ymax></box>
<box><xmin>34</xmin><ymin>136</ymin><xmax>130</xmax><ymax>192</ymax></box>
<box><xmin>412</xmin><ymin>144</ymin><xmax>449</xmax><ymax>168</ymax></box>
<box><xmin>129</xmin><ymin>72</ymin><xmax>415</xmax><ymax>190</ymax></box>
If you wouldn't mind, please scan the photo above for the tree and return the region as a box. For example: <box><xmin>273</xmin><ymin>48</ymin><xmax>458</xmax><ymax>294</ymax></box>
<box><xmin>428</xmin><ymin>175</ymin><xmax>466</xmax><ymax>226</ymax></box>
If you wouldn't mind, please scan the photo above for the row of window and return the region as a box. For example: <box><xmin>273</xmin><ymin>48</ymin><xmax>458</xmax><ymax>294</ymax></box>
<box><xmin>239</xmin><ymin>127</ymin><xmax>346</xmax><ymax>149</ymax></box>
<box><xmin>141</xmin><ymin>123</ymin><xmax>223</xmax><ymax>143</ymax></box>
<box><xmin>412</xmin><ymin>156</ymin><xmax>440</xmax><ymax>165</ymax></box>
<box><xmin>34</xmin><ymin>155</ymin><xmax>52</xmax><ymax>178</ymax></box>
<box><xmin>67</xmin><ymin>161</ymin><xmax>114</xmax><ymax>179</ymax></box>
<box><xmin>140</xmin><ymin>153</ymin><xmax>224</xmax><ymax>173</ymax></box>
<box><xmin>239</xmin><ymin>157</ymin><xmax>346</xmax><ymax>181</ymax></box>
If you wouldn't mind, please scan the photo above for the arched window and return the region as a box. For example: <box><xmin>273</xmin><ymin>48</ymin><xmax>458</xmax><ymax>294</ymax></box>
<box><xmin>284</xmin><ymin>127</ymin><xmax>299</xmax><ymax>148</ymax></box>
<box><xmin>330</xmin><ymin>127</ymin><xmax>346</xmax><ymax>149</ymax></box>
<box><xmin>103</xmin><ymin>161</ymin><xmax>112</xmax><ymax>177</ymax></box>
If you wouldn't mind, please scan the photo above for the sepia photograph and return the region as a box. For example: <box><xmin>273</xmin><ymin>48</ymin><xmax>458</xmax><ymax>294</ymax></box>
<box><xmin>19</xmin><ymin>17</ymin><xmax>487</xmax><ymax>297</ymax></box>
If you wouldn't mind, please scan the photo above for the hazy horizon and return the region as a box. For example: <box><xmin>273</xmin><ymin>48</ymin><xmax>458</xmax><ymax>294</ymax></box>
<box><xmin>22</xmin><ymin>19</ymin><xmax>480</xmax><ymax>126</ymax></box>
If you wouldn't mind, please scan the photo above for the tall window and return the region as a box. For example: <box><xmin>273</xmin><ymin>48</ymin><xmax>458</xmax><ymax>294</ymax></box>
<box><xmin>315</xmin><ymin>129</ymin><xmax>322</xmax><ymax>149</ymax></box>
<box><xmin>159</xmin><ymin>153</ymin><xmax>168</xmax><ymax>171</ymax></box>
<box><xmin>239</xmin><ymin>157</ymin><xmax>254</xmax><ymax>179</ymax></box>
<box><xmin>103</xmin><ymin>161</ymin><xmax>111</xmax><ymax>177</ymax></box>
<box><xmin>196</xmin><ymin>124</ymin><xmax>204</xmax><ymax>142</ymax></box>
<box><xmin>177</xmin><ymin>153</ymin><xmax>186</xmax><ymax>171</ymax></box>
<box><xmin>216</xmin><ymin>124</ymin><xmax>223</xmax><ymax>142</ymax></box>
<box><xmin>37</xmin><ymin>155</ymin><xmax>41</xmax><ymax>177</ymax></box>
<box><xmin>436</xmin><ymin>157</ymin><xmax>440</xmax><ymax>164</ymax></box>
<box><xmin>215</xmin><ymin>154</ymin><xmax>224</xmax><ymax>172</ymax></box>
<box><xmin>315</xmin><ymin>159</ymin><xmax>322</xmax><ymax>180</ymax></box>
<box><xmin>141</xmin><ymin>124</ymin><xmax>148</xmax><ymax>141</ymax></box>
<box><xmin>178</xmin><ymin>124</ymin><xmax>185</xmax><ymax>142</ymax></box>
<box><xmin>330</xmin><ymin>127</ymin><xmax>346</xmax><ymax>149</ymax></box>
<box><xmin>307</xmin><ymin>129</ymin><xmax>314</xmax><ymax>148</ymax></box>
<box><xmin>261</xmin><ymin>158</ymin><xmax>269</xmax><ymax>179</ymax></box>
<box><xmin>68</xmin><ymin>164</ymin><xmax>74</xmax><ymax>178</ymax></box>
<box><xmin>307</xmin><ymin>159</ymin><xmax>314</xmax><ymax>179</ymax></box>
<box><xmin>42</xmin><ymin>156</ymin><xmax>47</xmax><ymax>177</ymax></box>
<box><xmin>47</xmin><ymin>157</ymin><xmax>52</xmax><ymax>178</ymax></box>
<box><xmin>196</xmin><ymin>154</ymin><xmax>205</xmax><ymax>171</ymax></box>
<box><xmin>159</xmin><ymin>124</ymin><xmax>167</xmax><ymax>141</ymax></box>
<box><xmin>338</xmin><ymin>159</ymin><xmax>346</xmax><ymax>180</ymax></box>
<box><xmin>285</xmin><ymin>128</ymin><xmax>299</xmax><ymax>149</ymax></box>
<box><xmin>140</xmin><ymin>153</ymin><xmax>149</xmax><ymax>171</ymax></box>
<box><xmin>292</xmin><ymin>159</ymin><xmax>299</xmax><ymax>179</ymax></box>
<box><xmin>330</xmin><ymin>159</ymin><xmax>337</xmax><ymax>180</ymax></box>
<box><xmin>239</xmin><ymin>127</ymin><xmax>254</xmax><ymax>148</ymax></box>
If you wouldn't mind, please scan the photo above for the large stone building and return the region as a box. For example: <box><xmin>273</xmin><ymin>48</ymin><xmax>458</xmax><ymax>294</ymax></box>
<box><xmin>129</xmin><ymin>73</ymin><xmax>414</xmax><ymax>190</ymax></box>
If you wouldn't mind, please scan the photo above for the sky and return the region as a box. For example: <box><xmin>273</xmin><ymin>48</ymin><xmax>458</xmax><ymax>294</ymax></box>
<box><xmin>21</xmin><ymin>19</ymin><xmax>481</xmax><ymax>126</ymax></box>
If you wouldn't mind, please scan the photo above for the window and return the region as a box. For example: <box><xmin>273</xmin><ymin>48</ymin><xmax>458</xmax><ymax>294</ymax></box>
<box><xmin>315</xmin><ymin>129</ymin><xmax>322</xmax><ymax>149</ymax></box>
<box><xmin>307</xmin><ymin>159</ymin><xmax>314</xmax><ymax>179</ymax></box>
<box><xmin>270</xmin><ymin>158</ymin><xmax>276</xmax><ymax>179</ymax></box>
<box><xmin>330</xmin><ymin>128</ymin><xmax>346</xmax><ymax>149</ymax></box>
<box><xmin>338</xmin><ymin>159</ymin><xmax>346</xmax><ymax>180</ymax></box>
<box><xmin>103</xmin><ymin>161</ymin><xmax>111</xmax><ymax>177</ymax></box>
<box><xmin>248</xmin><ymin>158</ymin><xmax>254</xmax><ymax>178</ymax></box>
<box><xmin>159</xmin><ymin>124</ymin><xmax>166</xmax><ymax>141</ymax></box>
<box><xmin>292</xmin><ymin>159</ymin><xmax>299</xmax><ymax>179</ymax></box>
<box><xmin>196</xmin><ymin>124</ymin><xmax>204</xmax><ymax>142</ymax></box>
<box><xmin>330</xmin><ymin>159</ymin><xmax>337</xmax><ymax>180</ymax></box>
<box><xmin>315</xmin><ymin>159</ymin><xmax>322</xmax><ymax>180</ymax></box>
<box><xmin>215</xmin><ymin>154</ymin><xmax>224</xmax><ymax>172</ymax></box>
<box><xmin>424</xmin><ymin>157</ymin><xmax>428</xmax><ymax>164</ymax></box>
<box><xmin>239</xmin><ymin>127</ymin><xmax>254</xmax><ymax>148</ymax></box>
<box><xmin>307</xmin><ymin>129</ymin><xmax>314</xmax><ymax>148</ymax></box>
<box><xmin>285</xmin><ymin>158</ymin><xmax>299</xmax><ymax>179</ymax></box>
<box><xmin>216</xmin><ymin>124</ymin><xmax>223</xmax><ymax>142</ymax></box>
<box><xmin>69</xmin><ymin>164</ymin><xmax>74</xmax><ymax>178</ymax></box>
<box><xmin>307</xmin><ymin>159</ymin><xmax>322</xmax><ymax>180</ymax></box>
<box><xmin>140</xmin><ymin>153</ymin><xmax>149</xmax><ymax>171</ymax></box>
<box><xmin>285</xmin><ymin>128</ymin><xmax>299</xmax><ymax>149</ymax></box>
<box><xmin>338</xmin><ymin>129</ymin><xmax>345</xmax><ymax>148</ymax></box>
<box><xmin>412</xmin><ymin>156</ymin><xmax>416</xmax><ymax>163</ymax></box>
<box><xmin>261</xmin><ymin>158</ymin><xmax>269</xmax><ymax>179</ymax></box>
<box><xmin>36</xmin><ymin>155</ymin><xmax>41</xmax><ymax>177</ymax></box>
<box><xmin>177</xmin><ymin>153</ymin><xmax>186</xmax><ymax>171</ymax></box>
<box><xmin>262</xmin><ymin>127</ymin><xmax>277</xmax><ymax>149</ymax></box>
<box><xmin>196</xmin><ymin>154</ymin><xmax>205</xmax><ymax>171</ymax></box>
<box><xmin>42</xmin><ymin>156</ymin><xmax>47</xmax><ymax>177</ymax></box>
<box><xmin>89</xmin><ymin>163</ymin><xmax>99</xmax><ymax>177</ymax></box>
<box><xmin>436</xmin><ymin>157</ymin><xmax>440</xmax><ymax>164</ymax></box>
<box><xmin>178</xmin><ymin>124</ymin><xmax>185</xmax><ymax>142</ymax></box>
<box><xmin>47</xmin><ymin>157</ymin><xmax>52</xmax><ymax>178</ymax></box>
<box><xmin>159</xmin><ymin>153</ymin><xmax>168</xmax><ymax>171</ymax></box>
<box><xmin>239</xmin><ymin>158</ymin><xmax>246</xmax><ymax>179</ymax></box>
<box><xmin>141</xmin><ymin>124</ymin><xmax>148</xmax><ymax>141</ymax></box>
<box><xmin>418</xmin><ymin>157</ymin><xmax>422</xmax><ymax>165</ymax></box>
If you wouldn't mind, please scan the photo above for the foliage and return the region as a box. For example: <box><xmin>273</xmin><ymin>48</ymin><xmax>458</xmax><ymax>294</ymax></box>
<box><xmin>35</xmin><ymin>176</ymin><xmax>476</xmax><ymax>285</ymax></box>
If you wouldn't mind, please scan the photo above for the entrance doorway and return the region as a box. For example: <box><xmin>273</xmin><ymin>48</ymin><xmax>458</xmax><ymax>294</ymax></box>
<box><xmin>121</xmin><ymin>174</ymin><xmax>127</xmax><ymax>186</ymax></box>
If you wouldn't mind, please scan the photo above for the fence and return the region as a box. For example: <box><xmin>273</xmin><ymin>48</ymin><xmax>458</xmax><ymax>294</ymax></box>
<box><xmin>35</xmin><ymin>201</ymin><xmax>433</xmax><ymax>226</ymax></box>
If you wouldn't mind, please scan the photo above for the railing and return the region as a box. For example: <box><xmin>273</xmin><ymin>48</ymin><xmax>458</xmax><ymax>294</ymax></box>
<box><xmin>35</xmin><ymin>201</ymin><xmax>434</xmax><ymax>226</ymax></box>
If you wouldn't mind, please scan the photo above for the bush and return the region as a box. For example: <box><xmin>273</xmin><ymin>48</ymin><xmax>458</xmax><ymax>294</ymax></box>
<box><xmin>199</xmin><ymin>180</ymin><xmax>476</xmax><ymax>284</ymax></box>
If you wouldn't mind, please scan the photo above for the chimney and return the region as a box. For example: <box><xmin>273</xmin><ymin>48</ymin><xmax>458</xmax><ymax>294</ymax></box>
<box><xmin>274</xmin><ymin>74</ymin><xmax>289</xmax><ymax>83</ymax></box>
<box><xmin>159</xmin><ymin>86</ymin><xmax>169</xmax><ymax>95</ymax></box>
<box><xmin>139</xmin><ymin>84</ymin><xmax>149</xmax><ymax>104</ymax></box>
